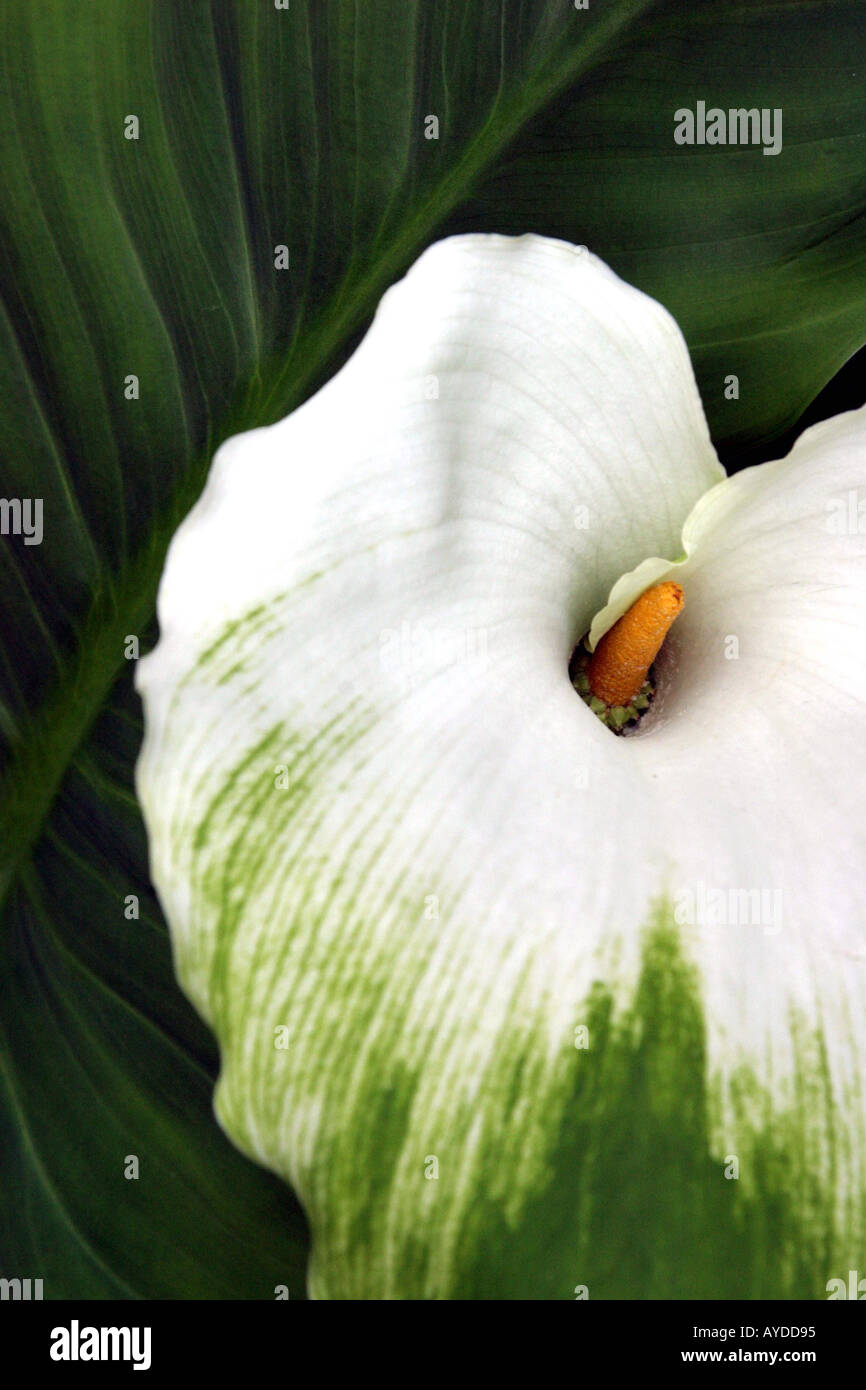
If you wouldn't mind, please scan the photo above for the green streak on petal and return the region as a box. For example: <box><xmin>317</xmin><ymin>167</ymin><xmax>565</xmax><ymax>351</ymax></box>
<box><xmin>146</xmin><ymin>609</ymin><xmax>854</xmax><ymax>1299</ymax></box>
<box><xmin>189</xmin><ymin>782</ymin><xmax>847</xmax><ymax>1301</ymax></box>
<box><xmin>446</xmin><ymin>910</ymin><xmax>842</xmax><ymax>1300</ymax></box>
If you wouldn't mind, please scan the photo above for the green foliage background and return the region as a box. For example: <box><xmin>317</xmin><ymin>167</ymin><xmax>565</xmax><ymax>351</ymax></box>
<box><xmin>1</xmin><ymin>0</ymin><xmax>865</xmax><ymax>1297</ymax></box>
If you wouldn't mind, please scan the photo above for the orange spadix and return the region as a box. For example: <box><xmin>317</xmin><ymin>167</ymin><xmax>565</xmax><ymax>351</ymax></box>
<box><xmin>586</xmin><ymin>581</ymin><xmax>684</xmax><ymax>708</ymax></box>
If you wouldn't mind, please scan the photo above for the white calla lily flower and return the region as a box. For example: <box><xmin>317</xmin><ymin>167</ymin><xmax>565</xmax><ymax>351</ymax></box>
<box><xmin>136</xmin><ymin>235</ymin><xmax>866</xmax><ymax>1300</ymax></box>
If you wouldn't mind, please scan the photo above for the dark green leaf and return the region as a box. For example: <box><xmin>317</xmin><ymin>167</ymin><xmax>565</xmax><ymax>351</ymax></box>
<box><xmin>2</xmin><ymin>0</ymin><xmax>865</xmax><ymax>1296</ymax></box>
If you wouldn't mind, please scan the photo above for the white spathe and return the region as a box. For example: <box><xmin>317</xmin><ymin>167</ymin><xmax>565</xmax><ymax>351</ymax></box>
<box><xmin>136</xmin><ymin>235</ymin><xmax>866</xmax><ymax>1298</ymax></box>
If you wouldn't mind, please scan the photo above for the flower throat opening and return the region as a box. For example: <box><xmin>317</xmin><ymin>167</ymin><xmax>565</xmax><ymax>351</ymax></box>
<box><xmin>570</xmin><ymin>581</ymin><xmax>684</xmax><ymax>734</ymax></box>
